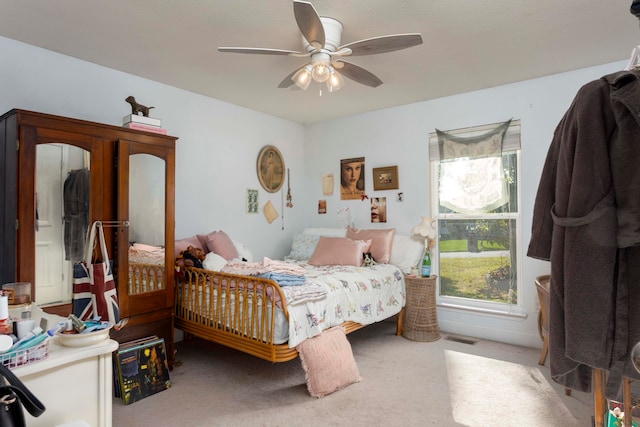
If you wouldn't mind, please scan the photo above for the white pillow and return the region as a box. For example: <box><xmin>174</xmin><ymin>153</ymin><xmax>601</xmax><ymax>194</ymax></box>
<box><xmin>233</xmin><ymin>240</ymin><xmax>253</xmax><ymax>262</ymax></box>
<box><xmin>302</xmin><ymin>227</ymin><xmax>347</xmax><ymax>237</ymax></box>
<box><xmin>202</xmin><ymin>252</ymin><xmax>227</xmax><ymax>271</ymax></box>
<box><xmin>389</xmin><ymin>235</ymin><xmax>425</xmax><ymax>273</ymax></box>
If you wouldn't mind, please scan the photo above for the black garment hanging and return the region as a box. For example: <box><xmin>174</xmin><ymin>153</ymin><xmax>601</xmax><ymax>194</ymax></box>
<box><xmin>528</xmin><ymin>70</ymin><xmax>640</xmax><ymax>398</ymax></box>
<box><xmin>631</xmin><ymin>0</ymin><xmax>640</xmax><ymax>18</ymax></box>
<box><xmin>63</xmin><ymin>168</ymin><xmax>90</xmax><ymax>262</ymax></box>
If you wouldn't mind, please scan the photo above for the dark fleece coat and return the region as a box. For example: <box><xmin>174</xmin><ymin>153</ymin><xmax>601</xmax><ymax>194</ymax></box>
<box><xmin>528</xmin><ymin>70</ymin><xmax>640</xmax><ymax>398</ymax></box>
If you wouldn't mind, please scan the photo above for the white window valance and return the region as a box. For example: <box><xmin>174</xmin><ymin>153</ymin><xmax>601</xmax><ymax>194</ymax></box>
<box><xmin>429</xmin><ymin>119</ymin><xmax>520</xmax><ymax>214</ymax></box>
<box><xmin>428</xmin><ymin>119</ymin><xmax>521</xmax><ymax>161</ymax></box>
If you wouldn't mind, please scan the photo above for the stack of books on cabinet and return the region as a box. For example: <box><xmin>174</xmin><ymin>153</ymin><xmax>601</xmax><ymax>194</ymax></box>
<box><xmin>122</xmin><ymin>114</ymin><xmax>168</xmax><ymax>135</ymax></box>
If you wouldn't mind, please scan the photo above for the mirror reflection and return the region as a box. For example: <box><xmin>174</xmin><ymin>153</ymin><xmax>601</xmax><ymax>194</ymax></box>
<box><xmin>34</xmin><ymin>148</ymin><xmax>166</xmax><ymax>306</ymax></box>
<box><xmin>129</xmin><ymin>154</ymin><xmax>165</xmax><ymax>247</ymax></box>
<box><xmin>127</xmin><ymin>154</ymin><xmax>166</xmax><ymax>295</ymax></box>
<box><xmin>36</xmin><ymin>143</ymin><xmax>89</xmax><ymax>305</ymax></box>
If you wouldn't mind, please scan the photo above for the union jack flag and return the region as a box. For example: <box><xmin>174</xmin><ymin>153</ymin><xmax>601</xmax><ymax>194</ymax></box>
<box><xmin>72</xmin><ymin>259</ymin><xmax>120</xmax><ymax>324</ymax></box>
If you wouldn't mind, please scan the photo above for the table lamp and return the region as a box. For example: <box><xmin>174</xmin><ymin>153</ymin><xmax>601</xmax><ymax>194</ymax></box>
<box><xmin>412</xmin><ymin>216</ymin><xmax>436</xmax><ymax>249</ymax></box>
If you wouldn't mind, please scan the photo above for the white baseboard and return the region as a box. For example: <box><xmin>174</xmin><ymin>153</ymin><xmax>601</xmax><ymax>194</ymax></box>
<box><xmin>438</xmin><ymin>313</ymin><xmax>542</xmax><ymax>349</ymax></box>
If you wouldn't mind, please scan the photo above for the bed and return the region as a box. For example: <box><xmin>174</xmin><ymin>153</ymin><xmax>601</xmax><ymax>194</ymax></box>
<box><xmin>174</xmin><ymin>227</ymin><xmax>424</xmax><ymax>362</ymax></box>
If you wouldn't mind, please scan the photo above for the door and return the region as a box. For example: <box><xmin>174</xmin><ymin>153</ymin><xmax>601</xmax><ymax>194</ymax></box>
<box><xmin>35</xmin><ymin>144</ymin><xmax>67</xmax><ymax>304</ymax></box>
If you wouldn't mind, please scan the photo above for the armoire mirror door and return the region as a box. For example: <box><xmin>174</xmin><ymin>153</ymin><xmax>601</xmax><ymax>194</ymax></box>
<box><xmin>35</xmin><ymin>143</ymin><xmax>90</xmax><ymax>306</ymax></box>
<box><xmin>116</xmin><ymin>139</ymin><xmax>175</xmax><ymax>319</ymax></box>
<box><xmin>17</xmin><ymin>126</ymin><xmax>113</xmax><ymax>309</ymax></box>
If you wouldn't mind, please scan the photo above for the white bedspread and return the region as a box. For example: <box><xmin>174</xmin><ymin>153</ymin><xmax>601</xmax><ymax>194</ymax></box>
<box><xmin>285</xmin><ymin>262</ymin><xmax>405</xmax><ymax>348</ymax></box>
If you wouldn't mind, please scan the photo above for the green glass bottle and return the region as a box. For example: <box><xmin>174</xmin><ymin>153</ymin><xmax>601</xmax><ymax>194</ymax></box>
<box><xmin>421</xmin><ymin>250</ymin><xmax>431</xmax><ymax>277</ymax></box>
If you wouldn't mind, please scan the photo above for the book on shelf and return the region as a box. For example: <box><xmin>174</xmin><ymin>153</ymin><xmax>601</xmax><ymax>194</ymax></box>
<box><xmin>123</xmin><ymin>122</ymin><xmax>168</xmax><ymax>135</ymax></box>
<box><xmin>115</xmin><ymin>336</ymin><xmax>171</xmax><ymax>405</ymax></box>
<box><xmin>123</xmin><ymin>114</ymin><xmax>162</xmax><ymax>127</ymax></box>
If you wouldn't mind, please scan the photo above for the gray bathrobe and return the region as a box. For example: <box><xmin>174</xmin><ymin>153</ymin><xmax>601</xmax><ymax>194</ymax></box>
<box><xmin>528</xmin><ymin>70</ymin><xmax>640</xmax><ymax>397</ymax></box>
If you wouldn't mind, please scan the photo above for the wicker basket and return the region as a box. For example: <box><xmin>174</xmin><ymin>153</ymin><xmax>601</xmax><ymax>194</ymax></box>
<box><xmin>0</xmin><ymin>339</ymin><xmax>49</xmax><ymax>369</ymax></box>
<box><xmin>402</xmin><ymin>275</ymin><xmax>440</xmax><ymax>342</ymax></box>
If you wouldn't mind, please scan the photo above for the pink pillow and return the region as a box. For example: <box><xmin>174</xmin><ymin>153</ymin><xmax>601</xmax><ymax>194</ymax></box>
<box><xmin>346</xmin><ymin>227</ymin><xmax>396</xmax><ymax>264</ymax></box>
<box><xmin>196</xmin><ymin>234</ymin><xmax>211</xmax><ymax>253</ymax></box>
<box><xmin>174</xmin><ymin>236</ymin><xmax>205</xmax><ymax>259</ymax></box>
<box><xmin>297</xmin><ymin>326</ymin><xmax>361</xmax><ymax>398</ymax></box>
<box><xmin>206</xmin><ymin>231</ymin><xmax>239</xmax><ymax>260</ymax></box>
<box><xmin>308</xmin><ymin>237</ymin><xmax>372</xmax><ymax>266</ymax></box>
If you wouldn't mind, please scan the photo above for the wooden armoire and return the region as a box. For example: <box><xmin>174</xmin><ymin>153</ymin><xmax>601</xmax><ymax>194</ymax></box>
<box><xmin>0</xmin><ymin>109</ymin><xmax>177</xmax><ymax>365</ymax></box>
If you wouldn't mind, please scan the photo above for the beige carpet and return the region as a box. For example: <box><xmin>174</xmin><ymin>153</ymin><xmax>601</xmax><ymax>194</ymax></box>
<box><xmin>112</xmin><ymin>318</ymin><xmax>594</xmax><ymax>426</ymax></box>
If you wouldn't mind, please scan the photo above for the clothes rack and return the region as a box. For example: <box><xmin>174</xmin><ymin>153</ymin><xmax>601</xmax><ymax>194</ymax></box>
<box><xmin>92</xmin><ymin>220</ymin><xmax>130</xmax><ymax>228</ymax></box>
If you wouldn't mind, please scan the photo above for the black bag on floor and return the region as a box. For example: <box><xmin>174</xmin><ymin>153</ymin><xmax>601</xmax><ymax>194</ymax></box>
<box><xmin>0</xmin><ymin>363</ymin><xmax>45</xmax><ymax>427</ymax></box>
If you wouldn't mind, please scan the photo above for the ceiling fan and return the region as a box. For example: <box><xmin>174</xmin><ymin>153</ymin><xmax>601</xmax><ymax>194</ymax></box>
<box><xmin>218</xmin><ymin>0</ymin><xmax>423</xmax><ymax>92</ymax></box>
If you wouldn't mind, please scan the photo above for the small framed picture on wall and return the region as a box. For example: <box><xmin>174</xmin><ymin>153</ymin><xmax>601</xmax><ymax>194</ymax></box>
<box><xmin>318</xmin><ymin>200</ymin><xmax>327</xmax><ymax>214</ymax></box>
<box><xmin>373</xmin><ymin>166</ymin><xmax>399</xmax><ymax>191</ymax></box>
<box><xmin>247</xmin><ymin>188</ymin><xmax>259</xmax><ymax>214</ymax></box>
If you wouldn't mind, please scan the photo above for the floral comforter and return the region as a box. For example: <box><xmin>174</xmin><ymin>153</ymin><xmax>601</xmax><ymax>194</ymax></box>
<box><xmin>285</xmin><ymin>262</ymin><xmax>405</xmax><ymax>348</ymax></box>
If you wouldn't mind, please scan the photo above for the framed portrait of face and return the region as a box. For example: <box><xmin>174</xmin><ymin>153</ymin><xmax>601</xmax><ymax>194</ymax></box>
<box><xmin>340</xmin><ymin>157</ymin><xmax>365</xmax><ymax>200</ymax></box>
<box><xmin>257</xmin><ymin>145</ymin><xmax>285</xmax><ymax>193</ymax></box>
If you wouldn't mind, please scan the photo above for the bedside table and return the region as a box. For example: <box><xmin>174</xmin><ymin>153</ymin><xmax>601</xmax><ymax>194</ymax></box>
<box><xmin>400</xmin><ymin>275</ymin><xmax>440</xmax><ymax>342</ymax></box>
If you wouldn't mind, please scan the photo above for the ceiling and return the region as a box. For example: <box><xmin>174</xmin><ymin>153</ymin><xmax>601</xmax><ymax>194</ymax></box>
<box><xmin>1</xmin><ymin>1</ymin><xmax>639</xmax><ymax>125</ymax></box>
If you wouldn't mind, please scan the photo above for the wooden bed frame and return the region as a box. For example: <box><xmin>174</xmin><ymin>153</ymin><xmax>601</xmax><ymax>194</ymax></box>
<box><xmin>129</xmin><ymin>262</ymin><xmax>166</xmax><ymax>294</ymax></box>
<box><xmin>174</xmin><ymin>267</ymin><xmax>401</xmax><ymax>363</ymax></box>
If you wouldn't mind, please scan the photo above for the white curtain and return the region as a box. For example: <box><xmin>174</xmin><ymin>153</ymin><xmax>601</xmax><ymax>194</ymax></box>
<box><xmin>436</xmin><ymin>120</ymin><xmax>511</xmax><ymax>214</ymax></box>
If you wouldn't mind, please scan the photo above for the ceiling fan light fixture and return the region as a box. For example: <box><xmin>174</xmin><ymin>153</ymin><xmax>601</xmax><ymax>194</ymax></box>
<box><xmin>293</xmin><ymin>65</ymin><xmax>313</xmax><ymax>90</ymax></box>
<box><xmin>218</xmin><ymin>1</ymin><xmax>424</xmax><ymax>92</ymax></box>
<box><xmin>311</xmin><ymin>59</ymin><xmax>331</xmax><ymax>82</ymax></box>
<box><xmin>327</xmin><ymin>68</ymin><xmax>344</xmax><ymax>92</ymax></box>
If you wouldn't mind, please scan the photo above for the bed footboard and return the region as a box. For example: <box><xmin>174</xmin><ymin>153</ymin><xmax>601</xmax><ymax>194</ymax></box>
<box><xmin>175</xmin><ymin>267</ymin><xmax>301</xmax><ymax>362</ymax></box>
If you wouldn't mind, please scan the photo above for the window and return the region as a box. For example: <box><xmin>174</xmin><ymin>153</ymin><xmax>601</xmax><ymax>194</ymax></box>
<box><xmin>429</xmin><ymin>120</ymin><xmax>521</xmax><ymax>310</ymax></box>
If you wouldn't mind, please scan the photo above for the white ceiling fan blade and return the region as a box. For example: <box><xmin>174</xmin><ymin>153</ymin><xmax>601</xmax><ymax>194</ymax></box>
<box><xmin>278</xmin><ymin>66</ymin><xmax>306</xmax><ymax>88</ymax></box>
<box><xmin>293</xmin><ymin>0</ymin><xmax>325</xmax><ymax>50</ymax></box>
<box><xmin>218</xmin><ymin>47</ymin><xmax>304</xmax><ymax>56</ymax></box>
<box><xmin>335</xmin><ymin>60</ymin><xmax>383</xmax><ymax>88</ymax></box>
<box><xmin>339</xmin><ymin>33</ymin><xmax>423</xmax><ymax>56</ymax></box>
<box><xmin>328</xmin><ymin>47</ymin><xmax>352</xmax><ymax>58</ymax></box>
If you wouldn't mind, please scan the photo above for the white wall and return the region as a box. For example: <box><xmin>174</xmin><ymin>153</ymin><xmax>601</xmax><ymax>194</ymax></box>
<box><xmin>302</xmin><ymin>60</ymin><xmax>627</xmax><ymax>347</ymax></box>
<box><xmin>0</xmin><ymin>35</ymin><xmax>627</xmax><ymax>348</ymax></box>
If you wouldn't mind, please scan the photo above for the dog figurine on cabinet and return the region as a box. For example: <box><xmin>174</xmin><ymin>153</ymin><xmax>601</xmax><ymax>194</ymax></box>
<box><xmin>125</xmin><ymin>96</ymin><xmax>154</xmax><ymax>117</ymax></box>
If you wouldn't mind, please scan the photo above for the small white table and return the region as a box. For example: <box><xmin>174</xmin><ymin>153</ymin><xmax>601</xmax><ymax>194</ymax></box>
<box><xmin>13</xmin><ymin>337</ymin><xmax>118</xmax><ymax>427</ymax></box>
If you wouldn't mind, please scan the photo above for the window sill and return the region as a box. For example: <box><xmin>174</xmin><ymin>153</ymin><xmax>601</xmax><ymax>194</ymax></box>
<box><xmin>437</xmin><ymin>301</ymin><xmax>528</xmax><ymax>320</ymax></box>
